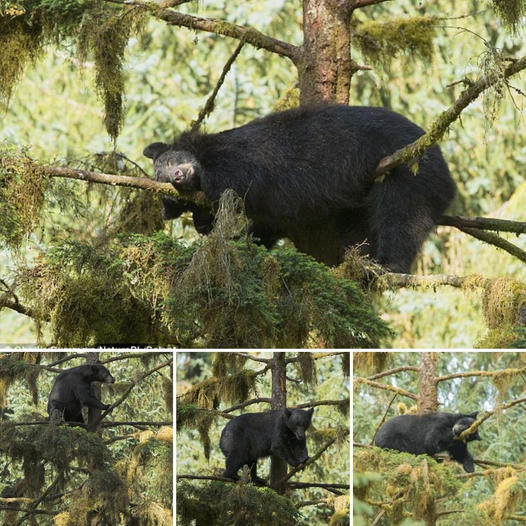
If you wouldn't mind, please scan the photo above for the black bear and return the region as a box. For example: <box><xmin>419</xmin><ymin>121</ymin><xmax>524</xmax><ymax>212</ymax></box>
<box><xmin>144</xmin><ymin>105</ymin><xmax>456</xmax><ymax>272</ymax></box>
<box><xmin>220</xmin><ymin>407</ymin><xmax>314</xmax><ymax>484</ymax></box>
<box><xmin>47</xmin><ymin>364</ymin><xmax>115</xmax><ymax>424</ymax></box>
<box><xmin>374</xmin><ymin>411</ymin><xmax>481</xmax><ymax>472</ymax></box>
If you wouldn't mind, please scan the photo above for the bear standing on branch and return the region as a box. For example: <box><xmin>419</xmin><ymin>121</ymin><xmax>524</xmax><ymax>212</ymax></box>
<box><xmin>220</xmin><ymin>407</ymin><xmax>314</xmax><ymax>485</ymax></box>
<box><xmin>374</xmin><ymin>411</ymin><xmax>481</xmax><ymax>473</ymax></box>
<box><xmin>144</xmin><ymin>105</ymin><xmax>456</xmax><ymax>273</ymax></box>
<box><xmin>47</xmin><ymin>364</ymin><xmax>115</xmax><ymax>424</ymax></box>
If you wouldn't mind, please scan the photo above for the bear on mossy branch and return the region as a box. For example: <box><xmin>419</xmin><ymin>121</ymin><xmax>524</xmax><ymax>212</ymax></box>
<box><xmin>47</xmin><ymin>364</ymin><xmax>115</xmax><ymax>424</ymax></box>
<box><xmin>374</xmin><ymin>411</ymin><xmax>481</xmax><ymax>473</ymax></box>
<box><xmin>220</xmin><ymin>407</ymin><xmax>314</xmax><ymax>484</ymax></box>
<box><xmin>144</xmin><ymin>105</ymin><xmax>456</xmax><ymax>272</ymax></box>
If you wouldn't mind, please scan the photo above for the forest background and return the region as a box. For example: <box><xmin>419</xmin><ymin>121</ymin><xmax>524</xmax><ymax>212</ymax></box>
<box><xmin>0</xmin><ymin>0</ymin><xmax>524</xmax><ymax>347</ymax></box>
<box><xmin>354</xmin><ymin>351</ymin><xmax>526</xmax><ymax>526</ymax></box>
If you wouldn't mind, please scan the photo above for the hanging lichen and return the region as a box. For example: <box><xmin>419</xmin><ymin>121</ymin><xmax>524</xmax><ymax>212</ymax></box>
<box><xmin>353</xmin><ymin>352</ymin><xmax>391</xmax><ymax>375</ymax></box>
<box><xmin>78</xmin><ymin>7</ymin><xmax>144</xmax><ymax>139</ymax></box>
<box><xmin>478</xmin><ymin>475</ymin><xmax>525</xmax><ymax>525</ymax></box>
<box><xmin>480</xmin><ymin>48</ymin><xmax>507</xmax><ymax>126</ymax></box>
<box><xmin>352</xmin><ymin>16</ymin><xmax>438</xmax><ymax>71</ymax></box>
<box><xmin>212</xmin><ymin>352</ymin><xmax>249</xmax><ymax>378</ymax></box>
<box><xmin>63</xmin><ymin>469</ymin><xmax>129</xmax><ymax>526</ymax></box>
<box><xmin>121</xmin><ymin>435</ymin><xmax>172</xmax><ymax>521</ymax></box>
<box><xmin>0</xmin><ymin>143</ymin><xmax>48</xmax><ymax>249</ymax></box>
<box><xmin>477</xmin><ymin>278</ymin><xmax>526</xmax><ymax>347</ymax></box>
<box><xmin>489</xmin><ymin>0</ymin><xmax>525</xmax><ymax>33</ymax></box>
<box><xmin>297</xmin><ymin>352</ymin><xmax>316</xmax><ymax>384</ymax></box>
<box><xmin>0</xmin><ymin>0</ymin><xmax>144</xmax><ymax>138</ymax></box>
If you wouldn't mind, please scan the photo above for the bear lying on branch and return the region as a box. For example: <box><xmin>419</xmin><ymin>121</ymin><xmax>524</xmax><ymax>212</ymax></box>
<box><xmin>374</xmin><ymin>411</ymin><xmax>481</xmax><ymax>472</ymax></box>
<box><xmin>144</xmin><ymin>105</ymin><xmax>456</xmax><ymax>272</ymax></box>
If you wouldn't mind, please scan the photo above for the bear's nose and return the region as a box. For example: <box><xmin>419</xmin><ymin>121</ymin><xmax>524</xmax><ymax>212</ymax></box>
<box><xmin>173</xmin><ymin>169</ymin><xmax>185</xmax><ymax>183</ymax></box>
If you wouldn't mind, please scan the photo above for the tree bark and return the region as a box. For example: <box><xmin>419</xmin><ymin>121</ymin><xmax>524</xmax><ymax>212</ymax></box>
<box><xmin>418</xmin><ymin>353</ymin><xmax>438</xmax><ymax>413</ymax></box>
<box><xmin>270</xmin><ymin>352</ymin><xmax>288</xmax><ymax>492</ymax></box>
<box><xmin>86</xmin><ymin>352</ymin><xmax>103</xmax><ymax>434</ymax></box>
<box><xmin>299</xmin><ymin>0</ymin><xmax>353</xmax><ymax>105</ymax></box>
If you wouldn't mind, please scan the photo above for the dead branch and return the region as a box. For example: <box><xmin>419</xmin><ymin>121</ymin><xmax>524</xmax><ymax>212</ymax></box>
<box><xmin>92</xmin><ymin>358</ymin><xmax>173</xmax><ymax>428</ymax></box>
<box><xmin>191</xmin><ymin>40</ymin><xmax>245</xmax><ymax>132</ymax></box>
<box><xmin>350</xmin><ymin>0</ymin><xmax>392</xmax><ymax>8</ymax></box>
<box><xmin>294</xmin><ymin>399</ymin><xmax>350</xmax><ymax>409</ymax></box>
<box><xmin>370</xmin><ymin>393</ymin><xmax>397</xmax><ymax>445</ymax></box>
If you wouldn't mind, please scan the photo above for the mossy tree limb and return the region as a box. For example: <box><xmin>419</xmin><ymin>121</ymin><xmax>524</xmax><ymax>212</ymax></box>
<box><xmin>374</xmin><ymin>55</ymin><xmax>526</xmax><ymax>178</ymax></box>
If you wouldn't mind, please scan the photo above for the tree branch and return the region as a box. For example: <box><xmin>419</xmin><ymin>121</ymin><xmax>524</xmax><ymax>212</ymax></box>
<box><xmin>455</xmin><ymin>396</ymin><xmax>526</xmax><ymax>441</ymax></box>
<box><xmin>278</xmin><ymin>436</ymin><xmax>341</xmax><ymax>485</ymax></box>
<box><xmin>92</xmin><ymin>358</ymin><xmax>173</xmax><ymax>428</ymax></box>
<box><xmin>454</xmin><ymin>226</ymin><xmax>526</xmax><ymax>263</ymax></box>
<box><xmin>370</xmin><ymin>393</ymin><xmax>398</xmax><ymax>445</ymax></box>
<box><xmin>439</xmin><ymin>215</ymin><xmax>526</xmax><ymax>234</ymax></box>
<box><xmin>383</xmin><ymin>273</ymin><xmax>467</xmax><ymax>289</ymax></box>
<box><xmin>367</xmin><ymin>366</ymin><xmax>420</xmax><ymax>381</ymax></box>
<box><xmin>191</xmin><ymin>40</ymin><xmax>245</xmax><ymax>132</ymax></box>
<box><xmin>176</xmin><ymin>475</ymin><xmax>238</xmax><ymax>483</ymax></box>
<box><xmin>233</xmin><ymin>352</ymin><xmax>272</xmax><ymax>363</ymax></box>
<box><xmin>354</xmin><ymin>378</ymin><xmax>418</xmax><ymax>400</ymax></box>
<box><xmin>222</xmin><ymin>397</ymin><xmax>272</xmax><ymax>413</ymax></box>
<box><xmin>374</xmin><ymin>56</ymin><xmax>526</xmax><ymax>178</ymax></box>
<box><xmin>103</xmin><ymin>0</ymin><xmax>300</xmax><ymax>62</ymax></box>
<box><xmin>287</xmin><ymin>482</ymin><xmax>346</xmax><ymax>495</ymax></box>
<box><xmin>294</xmin><ymin>399</ymin><xmax>349</xmax><ymax>409</ymax></box>
<box><xmin>350</xmin><ymin>0</ymin><xmax>392</xmax><ymax>8</ymax></box>
<box><xmin>437</xmin><ymin>367</ymin><xmax>526</xmax><ymax>382</ymax></box>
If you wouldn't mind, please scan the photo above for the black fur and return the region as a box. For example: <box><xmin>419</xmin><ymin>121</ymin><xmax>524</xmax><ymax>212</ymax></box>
<box><xmin>144</xmin><ymin>105</ymin><xmax>456</xmax><ymax>272</ymax></box>
<box><xmin>219</xmin><ymin>407</ymin><xmax>313</xmax><ymax>484</ymax></box>
<box><xmin>374</xmin><ymin>411</ymin><xmax>481</xmax><ymax>472</ymax></box>
<box><xmin>47</xmin><ymin>364</ymin><xmax>115</xmax><ymax>423</ymax></box>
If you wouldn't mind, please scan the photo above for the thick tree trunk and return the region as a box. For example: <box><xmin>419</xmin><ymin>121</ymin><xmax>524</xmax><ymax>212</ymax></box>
<box><xmin>269</xmin><ymin>352</ymin><xmax>288</xmax><ymax>492</ymax></box>
<box><xmin>418</xmin><ymin>352</ymin><xmax>438</xmax><ymax>413</ymax></box>
<box><xmin>86</xmin><ymin>352</ymin><xmax>103</xmax><ymax>433</ymax></box>
<box><xmin>299</xmin><ymin>0</ymin><xmax>353</xmax><ymax>105</ymax></box>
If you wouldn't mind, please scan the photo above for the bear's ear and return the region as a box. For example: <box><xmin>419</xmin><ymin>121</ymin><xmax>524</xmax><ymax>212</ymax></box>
<box><xmin>143</xmin><ymin>142</ymin><xmax>169</xmax><ymax>160</ymax></box>
<box><xmin>468</xmin><ymin>411</ymin><xmax>478</xmax><ymax>419</ymax></box>
<box><xmin>283</xmin><ymin>408</ymin><xmax>292</xmax><ymax>418</ymax></box>
<box><xmin>307</xmin><ymin>408</ymin><xmax>314</xmax><ymax>417</ymax></box>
